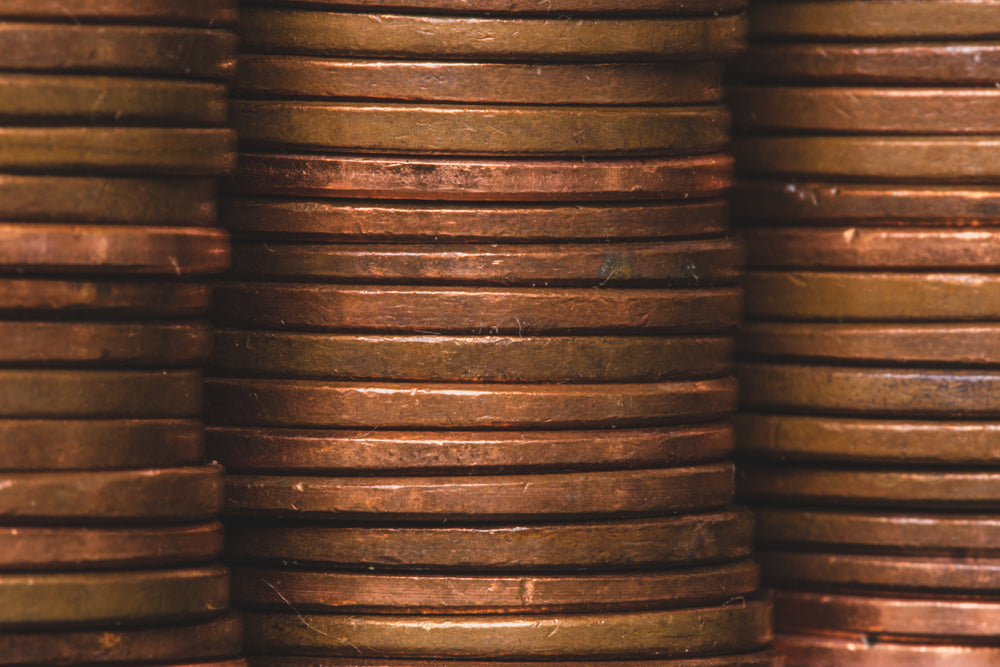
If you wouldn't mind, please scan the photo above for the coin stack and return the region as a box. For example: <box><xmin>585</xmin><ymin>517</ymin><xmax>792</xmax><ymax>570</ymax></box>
<box><xmin>0</xmin><ymin>3</ymin><xmax>244</xmax><ymax>666</ymax></box>
<box><xmin>730</xmin><ymin>0</ymin><xmax>1000</xmax><ymax>664</ymax></box>
<box><xmin>209</xmin><ymin>0</ymin><xmax>776</xmax><ymax>664</ymax></box>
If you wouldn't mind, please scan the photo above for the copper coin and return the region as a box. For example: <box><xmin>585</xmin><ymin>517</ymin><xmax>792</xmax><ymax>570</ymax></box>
<box><xmin>737</xmin><ymin>414</ymin><xmax>1000</xmax><ymax>465</ymax></box>
<box><xmin>732</xmin><ymin>87</ymin><xmax>1000</xmax><ymax>134</ymax></box>
<box><xmin>0</xmin><ymin>419</ymin><xmax>203</xmax><ymax>471</ymax></box>
<box><xmin>232</xmin><ymin>560</ymin><xmax>759</xmax><ymax>613</ymax></box>
<box><xmin>744</xmin><ymin>271</ymin><xmax>1000</xmax><ymax>321</ymax></box>
<box><xmin>0</xmin><ymin>521</ymin><xmax>222</xmax><ymax>570</ymax></box>
<box><xmin>231</xmin><ymin>152</ymin><xmax>733</xmax><ymax>201</ymax></box>
<box><xmin>0</xmin><ymin>74</ymin><xmax>226</xmax><ymax>124</ymax></box>
<box><xmin>220</xmin><ymin>198</ymin><xmax>729</xmax><ymax>242</ymax></box>
<box><xmin>223</xmin><ymin>465</ymin><xmax>733</xmax><ymax>520</ymax></box>
<box><xmin>239</xmin><ymin>9</ymin><xmax>746</xmax><ymax>60</ymax></box>
<box><xmin>0</xmin><ymin>128</ymin><xmax>235</xmax><ymax>175</ymax></box>
<box><xmin>738</xmin><ymin>464</ymin><xmax>1000</xmax><ymax>509</ymax></box>
<box><xmin>0</xmin><ymin>224</ymin><xmax>229</xmax><ymax>275</ymax></box>
<box><xmin>0</xmin><ymin>465</ymin><xmax>223</xmax><ymax>522</ymax></box>
<box><xmin>242</xmin><ymin>600</ymin><xmax>772</xmax><ymax>658</ymax></box>
<box><xmin>0</xmin><ymin>369</ymin><xmax>201</xmax><ymax>418</ymax></box>
<box><xmin>208</xmin><ymin>423</ymin><xmax>733</xmax><ymax>474</ymax></box>
<box><xmin>206</xmin><ymin>377</ymin><xmax>737</xmax><ymax>428</ymax></box>
<box><xmin>245</xmin><ymin>0</ymin><xmax>747</xmax><ymax>16</ymax></box>
<box><xmin>738</xmin><ymin>362</ymin><xmax>1000</xmax><ymax>417</ymax></box>
<box><xmin>0</xmin><ymin>564</ymin><xmax>229</xmax><ymax>627</ymax></box>
<box><xmin>233</xmin><ymin>101</ymin><xmax>729</xmax><ymax>156</ymax></box>
<box><xmin>212</xmin><ymin>283</ymin><xmax>741</xmax><ymax>333</ymax></box>
<box><xmin>777</xmin><ymin>632</ymin><xmax>1000</xmax><ymax>667</ymax></box>
<box><xmin>0</xmin><ymin>1</ymin><xmax>236</xmax><ymax>26</ymax></box>
<box><xmin>0</xmin><ymin>321</ymin><xmax>211</xmax><ymax>367</ymax></box>
<box><xmin>241</xmin><ymin>653</ymin><xmax>781</xmax><ymax>667</ymax></box>
<box><xmin>225</xmin><ymin>509</ymin><xmax>754</xmax><ymax>569</ymax></box>
<box><xmin>235</xmin><ymin>57</ymin><xmax>724</xmax><ymax>105</ymax></box>
<box><xmin>0</xmin><ymin>279</ymin><xmax>211</xmax><ymax>317</ymax></box>
<box><xmin>0</xmin><ymin>24</ymin><xmax>235</xmax><ymax>78</ymax></box>
<box><xmin>211</xmin><ymin>332</ymin><xmax>733</xmax><ymax>382</ymax></box>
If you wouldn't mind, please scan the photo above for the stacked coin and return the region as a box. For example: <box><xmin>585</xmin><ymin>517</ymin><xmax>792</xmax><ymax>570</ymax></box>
<box><xmin>0</xmin><ymin>3</ymin><xmax>244</xmax><ymax>666</ymax></box>
<box><xmin>210</xmin><ymin>0</ymin><xmax>776</xmax><ymax>664</ymax></box>
<box><xmin>731</xmin><ymin>1</ymin><xmax>1000</xmax><ymax>664</ymax></box>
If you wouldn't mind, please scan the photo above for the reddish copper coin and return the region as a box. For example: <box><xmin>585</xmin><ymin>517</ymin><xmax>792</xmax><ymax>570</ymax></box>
<box><xmin>233</xmin><ymin>560</ymin><xmax>759</xmax><ymax>613</ymax></box>
<box><xmin>0</xmin><ymin>279</ymin><xmax>210</xmax><ymax>317</ymax></box>
<box><xmin>246</xmin><ymin>0</ymin><xmax>747</xmax><ymax>15</ymax></box>
<box><xmin>230</xmin><ymin>152</ymin><xmax>733</xmax><ymax>201</ymax></box>
<box><xmin>242</xmin><ymin>653</ymin><xmax>782</xmax><ymax>667</ymax></box>
<box><xmin>224</xmin><ymin>464</ymin><xmax>733</xmax><ymax>521</ymax></box>
<box><xmin>0</xmin><ymin>1</ymin><xmax>236</xmax><ymax>25</ymax></box>
<box><xmin>0</xmin><ymin>465</ymin><xmax>223</xmax><ymax>522</ymax></box>
<box><xmin>225</xmin><ymin>509</ymin><xmax>754</xmax><ymax>569</ymax></box>
<box><xmin>777</xmin><ymin>632</ymin><xmax>1000</xmax><ymax>667</ymax></box>
<box><xmin>206</xmin><ymin>377</ymin><xmax>736</xmax><ymax>428</ymax></box>
<box><xmin>212</xmin><ymin>283</ymin><xmax>741</xmax><ymax>333</ymax></box>
<box><xmin>228</xmin><ymin>239</ymin><xmax>740</xmax><ymax>286</ymax></box>
<box><xmin>208</xmin><ymin>423</ymin><xmax>733</xmax><ymax>474</ymax></box>
<box><xmin>0</xmin><ymin>521</ymin><xmax>223</xmax><ymax>570</ymax></box>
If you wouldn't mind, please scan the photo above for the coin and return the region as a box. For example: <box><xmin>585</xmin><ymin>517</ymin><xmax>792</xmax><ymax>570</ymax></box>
<box><xmin>0</xmin><ymin>1</ymin><xmax>237</xmax><ymax>26</ymax></box>
<box><xmin>240</xmin><ymin>653</ymin><xmax>782</xmax><ymax>667</ymax></box>
<box><xmin>225</xmin><ymin>509</ymin><xmax>754</xmax><ymax>569</ymax></box>
<box><xmin>232</xmin><ymin>560</ymin><xmax>759</xmax><ymax>613</ymax></box>
<box><xmin>242</xmin><ymin>600</ymin><xmax>772</xmax><ymax>658</ymax></box>
<box><xmin>0</xmin><ymin>565</ymin><xmax>229</xmax><ymax>626</ymax></box>
<box><xmin>239</xmin><ymin>9</ymin><xmax>746</xmax><ymax>60</ymax></box>
<box><xmin>231</xmin><ymin>152</ymin><xmax>733</xmax><ymax>201</ymax></box>
<box><xmin>212</xmin><ymin>283</ymin><xmax>742</xmax><ymax>333</ymax></box>
<box><xmin>0</xmin><ymin>279</ymin><xmax>211</xmax><ymax>317</ymax></box>
<box><xmin>207</xmin><ymin>423</ymin><xmax>733</xmax><ymax>474</ymax></box>
<box><xmin>235</xmin><ymin>57</ymin><xmax>724</xmax><ymax>105</ymax></box>
<box><xmin>776</xmin><ymin>632</ymin><xmax>1000</xmax><ymax>667</ymax></box>
<box><xmin>244</xmin><ymin>0</ymin><xmax>747</xmax><ymax>15</ymax></box>
<box><xmin>0</xmin><ymin>521</ymin><xmax>222</xmax><ymax>570</ymax></box>
<box><xmin>0</xmin><ymin>465</ymin><xmax>223</xmax><ymax>521</ymax></box>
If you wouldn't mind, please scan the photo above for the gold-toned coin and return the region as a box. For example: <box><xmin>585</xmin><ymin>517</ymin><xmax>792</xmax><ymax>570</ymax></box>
<box><xmin>246</xmin><ymin>0</ymin><xmax>747</xmax><ymax>15</ymax></box>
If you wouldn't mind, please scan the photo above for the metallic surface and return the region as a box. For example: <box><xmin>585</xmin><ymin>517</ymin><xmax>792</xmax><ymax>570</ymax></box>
<box><xmin>242</xmin><ymin>653</ymin><xmax>781</xmax><ymax>667</ymax></box>
<box><xmin>0</xmin><ymin>279</ymin><xmax>211</xmax><ymax>317</ymax></box>
<box><xmin>0</xmin><ymin>0</ymin><xmax>237</xmax><ymax>25</ymax></box>
<box><xmin>776</xmin><ymin>632</ymin><xmax>1000</xmax><ymax>667</ymax></box>
<box><xmin>246</xmin><ymin>0</ymin><xmax>747</xmax><ymax>15</ymax></box>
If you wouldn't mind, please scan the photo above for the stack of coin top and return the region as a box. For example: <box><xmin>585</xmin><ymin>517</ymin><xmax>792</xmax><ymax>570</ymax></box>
<box><xmin>210</xmin><ymin>0</ymin><xmax>777</xmax><ymax>664</ymax></box>
<box><xmin>0</xmin><ymin>3</ymin><xmax>244</xmax><ymax>666</ymax></box>
<box><xmin>730</xmin><ymin>1</ymin><xmax>1000</xmax><ymax>664</ymax></box>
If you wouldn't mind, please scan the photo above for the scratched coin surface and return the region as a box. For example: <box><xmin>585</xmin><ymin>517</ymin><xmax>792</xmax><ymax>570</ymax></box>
<box><xmin>244</xmin><ymin>0</ymin><xmax>747</xmax><ymax>15</ymax></box>
<box><xmin>0</xmin><ymin>279</ymin><xmax>211</xmax><ymax>316</ymax></box>
<box><xmin>243</xmin><ymin>653</ymin><xmax>781</xmax><ymax>667</ymax></box>
<box><xmin>776</xmin><ymin>632</ymin><xmax>1000</xmax><ymax>667</ymax></box>
<box><xmin>0</xmin><ymin>1</ymin><xmax>237</xmax><ymax>25</ymax></box>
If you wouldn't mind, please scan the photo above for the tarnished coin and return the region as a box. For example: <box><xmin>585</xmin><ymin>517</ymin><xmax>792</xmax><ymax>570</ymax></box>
<box><xmin>0</xmin><ymin>522</ymin><xmax>222</xmax><ymax>570</ymax></box>
<box><xmin>777</xmin><ymin>632</ymin><xmax>1000</xmax><ymax>667</ymax></box>
<box><xmin>744</xmin><ymin>271</ymin><xmax>1000</xmax><ymax>321</ymax></box>
<box><xmin>0</xmin><ymin>565</ymin><xmax>228</xmax><ymax>627</ymax></box>
<box><xmin>235</xmin><ymin>57</ymin><xmax>724</xmax><ymax>105</ymax></box>
<box><xmin>246</xmin><ymin>0</ymin><xmax>747</xmax><ymax>16</ymax></box>
<box><xmin>0</xmin><ymin>1</ymin><xmax>236</xmax><ymax>25</ymax></box>
<box><xmin>0</xmin><ymin>465</ymin><xmax>223</xmax><ymax>521</ymax></box>
<box><xmin>232</xmin><ymin>560</ymin><xmax>758</xmax><ymax>613</ymax></box>
<box><xmin>239</xmin><ymin>9</ymin><xmax>746</xmax><ymax>60</ymax></box>
<box><xmin>232</xmin><ymin>152</ymin><xmax>733</xmax><ymax>201</ymax></box>
<box><xmin>0</xmin><ymin>279</ymin><xmax>210</xmax><ymax>317</ymax></box>
<box><xmin>236</xmin><ymin>653</ymin><xmax>782</xmax><ymax>667</ymax></box>
<box><xmin>225</xmin><ymin>509</ymin><xmax>755</xmax><ymax>569</ymax></box>
<box><xmin>223</xmin><ymin>465</ymin><xmax>733</xmax><ymax>520</ymax></box>
<box><xmin>213</xmin><ymin>283</ymin><xmax>742</xmax><ymax>333</ymax></box>
<box><xmin>243</xmin><ymin>600</ymin><xmax>772</xmax><ymax>658</ymax></box>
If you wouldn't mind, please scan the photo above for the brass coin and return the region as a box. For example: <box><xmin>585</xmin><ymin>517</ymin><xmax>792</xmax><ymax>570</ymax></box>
<box><xmin>232</xmin><ymin>560</ymin><xmax>759</xmax><ymax>613</ymax></box>
<box><xmin>213</xmin><ymin>283</ymin><xmax>742</xmax><ymax>333</ymax></box>
<box><xmin>207</xmin><ymin>377</ymin><xmax>737</xmax><ymax>429</ymax></box>
<box><xmin>245</xmin><ymin>0</ymin><xmax>747</xmax><ymax>16</ymax></box>
<box><xmin>0</xmin><ymin>128</ymin><xmax>235</xmax><ymax>175</ymax></box>
<box><xmin>233</xmin><ymin>101</ymin><xmax>730</xmax><ymax>156</ymax></box>
<box><xmin>232</xmin><ymin>152</ymin><xmax>733</xmax><ymax>201</ymax></box>
<box><xmin>235</xmin><ymin>57</ymin><xmax>724</xmax><ymax>105</ymax></box>
<box><xmin>0</xmin><ymin>23</ymin><xmax>235</xmax><ymax>78</ymax></box>
<box><xmin>208</xmin><ymin>423</ymin><xmax>734</xmax><ymax>474</ymax></box>
<box><xmin>0</xmin><ymin>612</ymin><xmax>241</xmax><ymax>666</ymax></box>
<box><xmin>243</xmin><ymin>600</ymin><xmax>772</xmax><ymax>658</ymax></box>
<box><xmin>223</xmin><ymin>465</ymin><xmax>733</xmax><ymax>521</ymax></box>
<box><xmin>0</xmin><ymin>74</ymin><xmax>226</xmax><ymax>124</ymax></box>
<box><xmin>240</xmin><ymin>653</ymin><xmax>782</xmax><ymax>667</ymax></box>
<box><xmin>0</xmin><ymin>1</ymin><xmax>237</xmax><ymax>26</ymax></box>
<box><xmin>0</xmin><ymin>279</ymin><xmax>211</xmax><ymax>317</ymax></box>
<box><xmin>744</xmin><ymin>271</ymin><xmax>1000</xmax><ymax>321</ymax></box>
<box><xmin>220</xmin><ymin>198</ymin><xmax>729</xmax><ymax>242</ymax></box>
<box><xmin>0</xmin><ymin>521</ymin><xmax>223</xmax><ymax>570</ymax></box>
<box><xmin>0</xmin><ymin>369</ymin><xmax>201</xmax><ymax>418</ymax></box>
<box><xmin>0</xmin><ymin>565</ymin><xmax>229</xmax><ymax>627</ymax></box>
<box><xmin>0</xmin><ymin>465</ymin><xmax>223</xmax><ymax>521</ymax></box>
<box><xmin>777</xmin><ymin>632</ymin><xmax>1000</xmax><ymax>667</ymax></box>
<box><xmin>240</xmin><ymin>9</ymin><xmax>746</xmax><ymax>60</ymax></box>
<box><xmin>225</xmin><ymin>509</ymin><xmax>755</xmax><ymax>569</ymax></box>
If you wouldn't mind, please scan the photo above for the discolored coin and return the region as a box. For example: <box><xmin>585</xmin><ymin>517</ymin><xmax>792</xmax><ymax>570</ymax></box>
<box><xmin>235</xmin><ymin>57</ymin><xmax>724</xmax><ymax>105</ymax></box>
<box><xmin>238</xmin><ymin>653</ymin><xmax>782</xmax><ymax>667</ymax></box>
<box><xmin>243</xmin><ymin>600</ymin><xmax>772</xmax><ymax>658</ymax></box>
<box><xmin>0</xmin><ymin>465</ymin><xmax>223</xmax><ymax>522</ymax></box>
<box><xmin>213</xmin><ymin>283</ymin><xmax>742</xmax><ymax>333</ymax></box>
<box><xmin>0</xmin><ymin>521</ymin><xmax>222</xmax><ymax>570</ymax></box>
<box><xmin>232</xmin><ymin>152</ymin><xmax>733</xmax><ymax>201</ymax></box>
<box><xmin>0</xmin><ymin>565</ymin><xmax>229</xmax><ymax>627</ymax></box>
<box><xmin>0</xmin><ymin>279</ymin><xmax>211</xmax><ymax>317</ymax></box>
<box><xmin>0</xmin><ymin>1</ymin><xmax>237</xmax><ymax>26</ymax></box>
<box><xmin>225</xmin><ymin>509</ymin><xmax>755</xmax><ymax>569</ymax></box>
<box><xmin>245</xmin><ymin>0</ymin><xmax>747</xmax><ymax>16</ymax></box>
<box><xmin>232</xmin><ymin>560</ymin><xmax>758</xmax><ymax>613</ymax></box>
<box><xmin>777</xmin><ymin>632</ymin><xmax>1000</xmax><ymax>667</ymax></box>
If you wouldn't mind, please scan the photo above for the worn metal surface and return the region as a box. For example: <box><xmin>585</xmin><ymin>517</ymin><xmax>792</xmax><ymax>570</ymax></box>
<box><xmin>0</xmin><ymin>0</ymin><xmax>236</xmax><ymax>25</ymax></box>
<box><xmin>242</xmin><ymin>652</ymin><xmax>781</xmax><ymax>667</ymax></box>
<box><xmin>247</xmin><ymin>0</ymin><xmax>747</xmax><ymax>15</ymax></box>
<box><xmin>777</xmin><ymin>632</ymin><xmax>1000</xmax><ymax>667</ymax></box>
<box><xmin>0</xmin><ymin>279</ymin><xmax>211</xmax><ymax>316</ymax></box>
